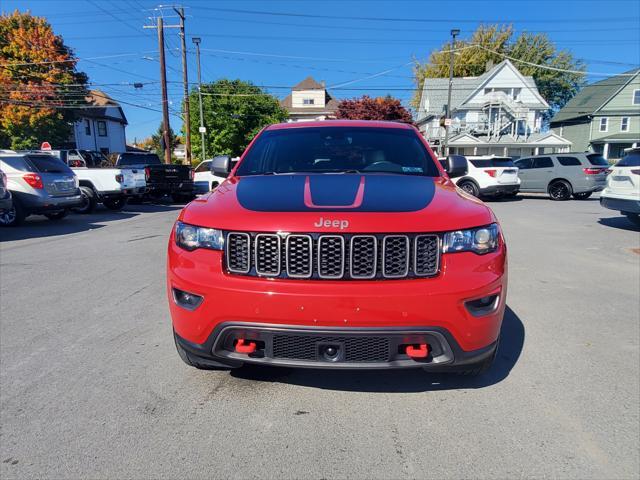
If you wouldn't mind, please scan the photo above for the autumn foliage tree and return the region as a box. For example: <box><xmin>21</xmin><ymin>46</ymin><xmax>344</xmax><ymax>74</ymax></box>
<box><xmin>0</xmin><ymin>11</ymin><xmax>88</xmax><ymax>149</ymax></box>
<box><xmin>336</xmin><ymin>95</ymin><xmax>413</xmax><ymax>123</ymax></box>
<box><xmin>412</xmin><ymin>25</ymin><xmax>585</xmax><ymax>115</ymax></box>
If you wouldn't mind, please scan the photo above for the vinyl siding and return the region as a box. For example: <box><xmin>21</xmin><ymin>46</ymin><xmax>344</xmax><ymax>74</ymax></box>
<box><xmin>590</xmin><ymin>115</ymin><xmax>640</xmax><ymax>141</ymax></box>
<box><xmin>599</xmin><ymin>75</ymin><xmax>640</xmax><ymax>111</ymax></box>
<box><xmin>552</xmin><ymin>122</ymin><xmax>590</xmax><ymax>152</ymax></box>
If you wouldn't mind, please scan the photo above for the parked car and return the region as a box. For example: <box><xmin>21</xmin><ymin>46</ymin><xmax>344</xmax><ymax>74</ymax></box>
<box><xmin>168</xmin><ymin>120</ymin><xmax>507</xmax><ymax>376</ymax></box>
<box><xmin>0</xmin><ymin>168</ymin><xmax>13</xmax><ymax>215</ymax></box>
<box><xmin>113</xmin><ymin>152</ymin><xmax>194</xmax><ymax>202</ymax></box>
<box><xmin>600</xmin><ymin>147</ymin><xmax>640</xmax><ymax>226</ymax></box>
<box><xmin>193</xmin><ymin>158</ymin><xmax>234</xmax><ymax>194</ymax></box>
<box><xmin>447</xmin><ymin>155</ymin><xmax>520</xmax><ymax>198</ymax></box>
<box><xmin>0</xmin><ymin>153</ymin><xmax>82</xmax><ymax>226</ymax></box>
<box><xmin>38</xmin><ymin>149</ymin><xmax>146</xmax><ymax>213</ymax></box>
<box><xmin>513</xmin><ymin>153</ymin><xmax>608</xmax><ymax>200</ymax></box>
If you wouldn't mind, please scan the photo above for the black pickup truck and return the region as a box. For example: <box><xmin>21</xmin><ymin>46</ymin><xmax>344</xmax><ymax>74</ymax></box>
<box><xmin>114</xmin><ymin>152</ymin><xmax>195</xmax><ymax>202</ymax></box>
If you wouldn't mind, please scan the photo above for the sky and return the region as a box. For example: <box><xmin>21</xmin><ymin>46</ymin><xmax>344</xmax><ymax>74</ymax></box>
<box><xmin>3</xmin><ymin>0</ymin><xmax>640</xmax><ymax>143</ymax></box>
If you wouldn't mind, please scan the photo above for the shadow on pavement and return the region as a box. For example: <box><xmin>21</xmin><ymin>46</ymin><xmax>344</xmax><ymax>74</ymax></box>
<box><xmin>230</xmin><ymin>306</ymin><xmax>525</xmax><ymax>393</ymax></box>
<box><xmin>598</xmin><ymin>216</ymin><xmax>640</xmax><ymax>232</ymax></box>
<box><xmin>1</xmin><ymin>203</ymin><xmax>182</xmax><ymax>243</ymax></box>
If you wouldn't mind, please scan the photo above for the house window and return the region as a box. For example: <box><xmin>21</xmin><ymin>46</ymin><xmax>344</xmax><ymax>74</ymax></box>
<box><xmin>97</xmin><ymin>121</ymin><xmax>107</xmax><ymax>137</ymax></box>
<box><xmin>599</xmin><ymin>117</ymin><xmax>608</xmax><ymax>132</ymax></box>
<box><xmin>633</xmin><ymin>89</ymin><xmax>640</xmax><ymax>105</ymax></box>
<box><xmin>302</xmin><ymin>98</ymin><xmax>315</xmax><ymax>105</ymax></box>
<box><xmin>84</xmin><ymin>119</ymin><xmax>91</xmax><ymax>135</ymax></box>
<box><xmin>621</xmin><ymin>117</ymin><xmax>630</xmax><ymax>132</ymax></box>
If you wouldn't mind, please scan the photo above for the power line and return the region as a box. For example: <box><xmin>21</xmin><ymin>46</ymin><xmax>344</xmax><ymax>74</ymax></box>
<box><xmin>195</xmin><ymin>6</ymin><xmax>637</xmax><ymax>25</ymax></box>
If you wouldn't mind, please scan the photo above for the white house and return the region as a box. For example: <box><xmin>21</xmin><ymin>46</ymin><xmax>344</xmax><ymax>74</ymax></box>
<box><xmin>280</xmin><ymin>76</ymin><xmax>339</xmax><ymax>122</ymax></box>
<box><xmin>415</xmin><ymin>60</ymin><xmax>571</xmax><ymax>158</ymax></box>
<box><xmin>71</xmin><ymin>90</ymin><xmax>127</xmax><ymax>154</ymax></box>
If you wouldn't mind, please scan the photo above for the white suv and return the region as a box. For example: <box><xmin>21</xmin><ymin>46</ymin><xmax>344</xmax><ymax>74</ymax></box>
<box><xmin>600</xmin><ymin>148</ymin><xmax>640</xmax><ymax>227</ymax></box>
<box><xmin>449</xmin><ymin>156</ymin><xmax>520</xmax><ymax>198</ymax></box>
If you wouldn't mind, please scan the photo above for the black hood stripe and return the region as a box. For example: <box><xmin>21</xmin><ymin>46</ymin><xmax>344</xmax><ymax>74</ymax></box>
<box><xmin>236</xmin><ymin>174</ymin><xmax>436</xmax><ymax>213</ymax></box>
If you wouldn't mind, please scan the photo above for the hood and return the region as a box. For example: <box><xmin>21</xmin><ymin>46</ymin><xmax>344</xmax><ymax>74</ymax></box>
<box><xmin>181</xmin><ymin>174</ymin><xmax>496</xmax><ymax>233</ymax></box>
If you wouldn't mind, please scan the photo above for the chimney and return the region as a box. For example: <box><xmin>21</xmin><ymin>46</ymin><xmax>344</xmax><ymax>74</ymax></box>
<box><xmin>485</xmin><ymin>60</ymin><xmax>494</xmax><ymax>72</ymax></box>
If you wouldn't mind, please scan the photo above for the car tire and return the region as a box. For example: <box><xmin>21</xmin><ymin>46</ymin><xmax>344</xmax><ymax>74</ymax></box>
<box><xmin>572</xmin><ymin>192</ymin><xmax>592</xmax><ymax>200</ymax></box>
<box><xmin>548</xmin><ymin>180</ymin><xmax>572</xmax><ymax>201</ymax></box>
<box><xmin>625</xmin><ymin>213</ymin><xmax>640</xmax><ymax>227</ymax></box>
<box><xmin>174</xmin><ymin>333</ymin><xmax>234</xmax><ymax>370</ymax></box>
<box><xmin>73</xmin><ymin>186</ymin><xmax>97</xmax><ymax>214</ymax></box>
<box><xmin>44</xmin><ymin>210</ymin><xmax>69</xmax><ymax>221</ymax></box>
<box><xmin>103</xmin><ymin>198</ymin><xmax>127</xmax><ymax>211</ymax></box>
<box><xmin>0</xmin><ymin>199</ymin><xmax>25</xmax><ymax>227</ymax></box>
<box><xmin>457</xmin><ymin>341</ymin><xmax>498</xmax><ymax>376</ymax></box>
<box><xmin>458</xmin><ymin>181</ymin><xmax>479</xmax><ymax>197</ymax></box>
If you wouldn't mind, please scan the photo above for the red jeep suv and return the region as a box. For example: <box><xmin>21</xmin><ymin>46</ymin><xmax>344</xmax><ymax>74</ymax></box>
<box><xmin>167</xmin><ymin>121</ymin><xmax>507</xmax><ymax>375</ymax></box>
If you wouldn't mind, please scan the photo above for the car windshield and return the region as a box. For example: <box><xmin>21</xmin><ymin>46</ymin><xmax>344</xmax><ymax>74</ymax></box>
<box><xmin>587</xmin><ymin>154</ymin><xmax>608</xmax><ymax>166</ymax></box>
<box><xmin>118</xmin><ymin>153</ymin><xmax>161</xmax><ymax>166</ymax></box>
<box><xmin>27</xmin><ymin>155</ymin><xmax>73</xmax><ymax>174</ymax></box>
<box><xmin>235</xmin><ymin>127</ymin><xmax>440</xmax><ymax>177</ymax></box>
<box><xmin>469</xmin><ymin>158</ymin><xmax>515</xmax><ymax>168</ymax></box>
<box><xmin>616</xmin><ymin>152</ymin><xmax>640</xmax><ymax>167</ymax></box>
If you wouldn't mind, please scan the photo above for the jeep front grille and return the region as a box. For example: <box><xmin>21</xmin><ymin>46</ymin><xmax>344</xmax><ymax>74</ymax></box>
<box><xmin>226</xmin><ymin>232</ymin><xmax>440</xmax><ymax>280</ymax></box>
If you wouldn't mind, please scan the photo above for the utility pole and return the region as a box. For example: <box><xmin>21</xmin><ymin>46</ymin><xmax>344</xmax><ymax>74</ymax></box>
<box><xmin>174</xmin><ymin>7</ymin><xmax>191</xmax><ymax>165</ymax></box>
<box><xmin>443</xmin><ymin>28</ymin><xmax>460</xmax><ymax>157</ymax></box>
<box><xmin>192</xmin><ymin>37</ymin><xmax>206</xmax><ymax>162</ymax></box>
<box><xmin>157</xmin><ymin>17</ymin><xmax>172</xmax><ymax>164</ymax></box>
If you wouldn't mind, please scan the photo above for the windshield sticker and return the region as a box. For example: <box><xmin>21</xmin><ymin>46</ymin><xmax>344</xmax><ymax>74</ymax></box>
<box><xmin>402</xmin><ymin>167</ymin><xmax>423</xmax><ymax>173</ymax></box>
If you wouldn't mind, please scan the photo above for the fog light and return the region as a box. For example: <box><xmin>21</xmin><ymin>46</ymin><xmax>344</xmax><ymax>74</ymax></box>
<box><xmin>172</xmin><ymin>288</ymin><xmax>203</xmax><ymax>311</ymax></box>
<box><xmin>465</xmin><ymin>294</ymin><xmax>499</xmax><ymax>317</ymax></box>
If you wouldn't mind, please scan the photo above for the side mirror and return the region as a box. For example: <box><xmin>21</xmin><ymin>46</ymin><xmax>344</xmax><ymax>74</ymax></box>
<box><xmin>211</xmin><ymin>155</ymin><xmax>232</xmax><ymax>177</ymax></box>
<box><xmin>445</xmin><ymin>154</ymin><xmax>468</xmax><ymax>178</ymax></box>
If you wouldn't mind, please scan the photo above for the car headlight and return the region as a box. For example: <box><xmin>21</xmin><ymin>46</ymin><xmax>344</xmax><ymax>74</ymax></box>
<box><xmin>175</xmin><ymin>221</ymin><xmax>224</xmax><ymax>251</ymax></box>
<box><xmin>443</xmin><ymin>224</ymin><xmax>499</xmax><ymax>255</ymax></box>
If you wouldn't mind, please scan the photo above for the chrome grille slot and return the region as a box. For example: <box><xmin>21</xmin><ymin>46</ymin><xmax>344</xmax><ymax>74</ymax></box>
<box><xmin>350</xmin><ymin>236</ymin><xmax>377</xmax><ymax>279</ymax></box>
<box><xmin>318</xmin><ymin>235</ymin><xmax>345</xmax><ymax>279</ymax></box>
<box><xmin>226</xmin><ymin>232</ymin><xmax>250</xmax><ymax>273</ymax></box>
<box><xmin>382</xmin><ymin>235</ymin><xmax>410</xmax><ymax>278</ymax></box>
<box><xmin>414</xmin><ymin>235</ymin><xmax>440</xmax><ymax>276</ymax></box>
<box><xmin>254</xmin><ymin>234</ymin><xmax>281</xmax><ymax>276</ymax></box>
<box><xmin>286</xmin><ymin>235</ymin><xmax>312</xmax><ymax>278</ymax></box>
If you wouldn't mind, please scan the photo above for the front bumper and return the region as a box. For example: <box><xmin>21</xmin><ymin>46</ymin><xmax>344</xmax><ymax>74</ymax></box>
<box><xmin>480</xmin><ymin>184</ymin><xmax>520</xmax><ymax>196</ymax></box>
<box><xmin>175</xmin><ymin>323</ymin><xmax>498</xmax><ymax>370</ymax></box>
<box><xmin>168</xmin><ymin>238</ymin><xmax>507</xmax><ymax>369</ymax></box>
<box><xmin>600</xmin><ymin>195</ymin><xmax>640</xmax><ymax>214</ymax></box>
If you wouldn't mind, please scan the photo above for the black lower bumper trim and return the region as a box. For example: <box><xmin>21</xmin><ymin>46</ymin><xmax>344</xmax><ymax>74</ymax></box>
<box><xmin>600</xmin><ymin>196</ymin><xmax>640</xmax><ymax>214</ymax></box>
<box><xmin>480</xmin><ymin>185</ymin><xmax>520</xmax><ymax>196</ymax></box>
<box><xmin>174</xmin><ymin>322</ymin><xmax>498</xmax><ymax>370</ymax></box>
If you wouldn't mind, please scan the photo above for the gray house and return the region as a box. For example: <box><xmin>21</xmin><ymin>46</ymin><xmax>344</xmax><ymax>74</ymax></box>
<box><xmin>415</xmin><ymin>59</ymin><xmax>571</xmax><ymax>158</ymax></box>
<box><xmin>551</xmin><ymin>69</ymin><xmax>640</xmax><ymax>161</ymax></box>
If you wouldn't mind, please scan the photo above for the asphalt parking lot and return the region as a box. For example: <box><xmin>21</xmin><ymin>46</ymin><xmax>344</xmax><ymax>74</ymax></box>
<box><xmin>1</xmin><ymin>195</ymin><xmax>639</xmax><ymax>479</ymax></box>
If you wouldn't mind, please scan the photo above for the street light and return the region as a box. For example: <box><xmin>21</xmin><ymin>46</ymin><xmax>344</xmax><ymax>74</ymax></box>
<box><xmin>443</xmin><ymin>28</ymin><xmax>460</xmax><ymax>157</ymax></box>
<box><xmin>192</xmin><ymin>37</ymin><xmax>206</xmax><ymax>162</ymax></box>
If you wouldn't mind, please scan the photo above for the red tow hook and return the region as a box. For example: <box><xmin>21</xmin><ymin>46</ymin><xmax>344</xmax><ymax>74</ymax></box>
<box><xmin>406</xmin><ymin>344</ymin><xmax>429</xmax><ymax>359</ymax></box>
<box><xmin>235</xmin><ymin>339</ymin><xmax>257</xmax><ymax>354</ymax></box>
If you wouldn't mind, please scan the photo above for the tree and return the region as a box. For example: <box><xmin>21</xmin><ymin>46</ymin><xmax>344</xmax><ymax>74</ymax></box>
<box><xmin>0</xmin><ymin>11</ymin><xmax>88</xmax><ymax>149</ymax></box>
<box><xmin>412</xmin><ymin>25</ymin><xmax>585</xmax><ymax>116</ymax></box>
<box><xmin>336</xmin><ymin>95</ymin><xmax>414</xmax><ymax>123</ymax></box>
<box><xmin>149</xmin><ymin>122</ymin><xmax>179</xmax><ymax>159</ymax></box>
<box><xmin>186</xmin><ymin>79</ymin><xmax>288</xmax><ymax>161</ymax></box>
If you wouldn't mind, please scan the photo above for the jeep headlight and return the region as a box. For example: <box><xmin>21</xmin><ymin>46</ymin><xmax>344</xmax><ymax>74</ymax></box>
<box><xmin>443</xmin><ymin>224</ymin><xmax>499</xmax><ymax>255</ymax></box>
<box><xmin>175</xmin><ymin>221</ymin><xmax>224</xmax><ymax>251</ymax></box>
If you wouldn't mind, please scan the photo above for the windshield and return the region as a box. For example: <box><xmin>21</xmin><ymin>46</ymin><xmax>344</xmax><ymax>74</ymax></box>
<box><xmin>235</xmin><ymin>127</ymin><xmax>440</xmax><ymax>177</ymax></box>
<box><xmin>118</xmin><ymin>153</ymin><xmax>161</xmax><ymax>166</ymax></box>
<box><xmin>27</xmin><ymin>155</ymin><xmax>73</xmax><ymax>174</ymax></box>
<box><xmin>469</xmin><ymin>158</ymin><xmax>515</xmax><ymax>168</ymax></box>
<box><xmin>616</xmin><ymin>152</ymin><xmax>640</xmax><ymax>167</ymax></box>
